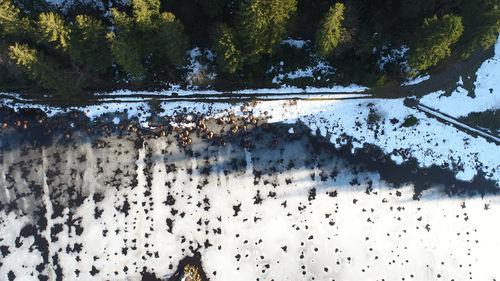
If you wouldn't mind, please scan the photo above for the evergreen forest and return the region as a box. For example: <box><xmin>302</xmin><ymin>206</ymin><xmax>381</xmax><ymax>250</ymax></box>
<box><xmin>0</xmin><ymin>0</ymin><xmax>499</xmax><ymax>97</ymax></box>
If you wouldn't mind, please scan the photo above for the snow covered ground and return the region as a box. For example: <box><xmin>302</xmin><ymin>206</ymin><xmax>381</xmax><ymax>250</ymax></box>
<box><xmin>257</xmin><ymin>98</ymin><xmax>499</xmax><ymax>182</ymax></box>
<box><xmin>159</xmin><ymin>97</ymin><xmax>500</xmax><ymax>183</ymax></box>
<box><xmin>1</xmin><ymin>71</ymin><xmax>499</xmax><ymax>281</ymax></box>
<box><xmin>0</xmin><ymin>122</ymin><xmax>498</xmax><ymax>280</ymax></box>
<box><xmin>281</xmin><ymin>38</ymin><xmax>310</xmax><ymax>49</ymax></box>
<box><xmin>415</xmin><ymin>103</ymin><xmax>500</xmax><ymax>143</ymax></box>
<box><xmin>1</xmin><ymin>88</ymin><xmax>498</xmax><ymax>184</ymax></box>
<box><xmin>90</xmin><ymin>84</ymin><xmax>368</xmax><ymax>97</ymax></box>
<box><xmin>270</xmin><ymin>59</ymin><xmax>335</xmax><ymax>85</ymax></box>
<box><xmin>419</xmin><ymin>35</ymin><xmax>500</xmax><ymax>118</ymax></box>
<box><xmin>268</xmin><ymin>40</ymin><xmax>337</xmax><ymax>85</ymax></box>
<box><xmin>183</xmin><ymin>48</ymin><xmax>217</xmax><ymax>90</ymax></box>
<box><xmin>402</xmin><ymin>75</ymin><xmax>430</xmax><ymax>86</ymax></box>
<box><xmin>377</xmin><ymin>45</ymin><xmax>409</xmax><ymax>72</ymax></box>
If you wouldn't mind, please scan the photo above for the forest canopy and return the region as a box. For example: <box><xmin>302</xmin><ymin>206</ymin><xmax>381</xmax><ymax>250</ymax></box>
<box><xmin>0</xmin><ymin>0</ymin><xmax>499</xmax><ymax>96</ymax></box>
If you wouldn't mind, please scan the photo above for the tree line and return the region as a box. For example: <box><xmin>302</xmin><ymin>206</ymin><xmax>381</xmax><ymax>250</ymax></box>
<box><xmin>1</xmin><ymin>0</ymin><xmax>499</xmax><ymax>96</ymax></box>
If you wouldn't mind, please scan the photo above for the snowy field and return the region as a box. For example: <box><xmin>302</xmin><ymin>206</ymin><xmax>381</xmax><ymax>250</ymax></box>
<box><xmin>0</xmin><ymin>119</ymin><xmax>499</xmax><ymax>280</ymax></box>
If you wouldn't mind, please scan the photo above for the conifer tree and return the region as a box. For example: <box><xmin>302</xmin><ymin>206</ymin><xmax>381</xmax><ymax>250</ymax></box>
<box><xmin>8</xmin><ymin>43</ymin><xmax>79</xmax><ymax>95</ymax></box>
<box><xmin>69</xmin><ymin>14</ymin><xmax>111</xmax><ymax>73</ymax></box>
<box><xmin>133</xmin><ymin>0</ymin><xmax>160</xmax><ymax>24</ymax></box>
<box><xmin>237</xmin><ymin>0</ymin><xmax>297</xmax><ymax>63</ymax></box>
<box><xmin>457</xmin><ymin>0</ymin><xmax>500</xmax><ymax>59</ymax></box>
<box><xmin>154</xmin><ymin>12</ymin><xmax>188</xmax><ymax>67</ymax></box>
<box><xmin>0</xmin><ymin>0</ymin><xmax>21</xmax><ymax>34</ymax></box>
<box><xmin>315</xmin><ymin>3</ymin><xmax>346</xmax><ymax>57</ymax></box>
<box><xmin>212</xmin><ymin>24</ymin><xmax>242</xmax><ymax>74</ymax></box>
<box><xmin>107</xmin><ymin>0</ymin><xmax>187</xmax><ymax>79</ymax></box>
<box><xmin>408</xmin><ymin>14</ymin><xmax>464</xmax><ymax>74</ymax></box>
<box><xmin>107</xmin><ymin>8</ymin><xmax>144</xmax><ymax>77</ymax></box>
<box><xmin>0</xmin><ymin>0</ymin><xmax>30</xmax><ymax>36</ymax></box>
<box><xmin>38</xmin><ymin>12</ymin><xmax>71</xmax><ymax>51</ymax></box>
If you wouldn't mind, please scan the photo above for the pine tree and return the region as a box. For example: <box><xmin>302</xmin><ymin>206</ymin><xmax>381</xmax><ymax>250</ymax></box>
<box><xmin>107</xmin><ymin>7</ymin><xmax>145</xmax><ymax>78</ymax></box>
<box><xmin>69</xmin><ymin>14</ymin><xmax>111</xmax><ymax>73</ymax></box>
<box><xmin>107</xmin><ymin>0</ymin><xmax>187</xmax><ymax>79</ymax></box>
<box><xmin>457</xmin><ymin>0</ymin><xmax>500</xmax><ymax>59</ymax></box>
<box><xmin>212</xmin><ymin>24</ymin><xmax>242</xmax><ymax>74</ymax></box>
<box><xmin>237</xmin><ymin>0</ymin><xmax>297</xmax><ymax>63</ymax></box>
<box><xmin>0</xmin><ymin>0</ymin><xmax>21</xmax><ymax>34</ymax></box>
<box><xmin>133</xmin><ymin>0</ymin><xmax>160</xmax><ymax>24</ymax></box>
<box><xmin>38</xmin><ymin>12</ymin><xmax>71</xmax><ymax>51</ymax></box>
<box><xmin>408</xmin><ymin>14</ymin><xmax>464</xmax><ymax>74</ymax></box>
<box><xmin>153</xmin><ymin>12</ymin><xmax>188</xmax><ymax>67</ymax></box>
<box><xmin>0</xmin><ymin>0</ymin><xmax>30</xmax><ymax>36</ymax></box>
<box><xmin>8</xmin><ymin>43</ymin><xmax>79</xmax><ymax>96</ymax></box>
<box><xmin>315</xmin><ymin>3</ymin><xmax>346</xmax><ymax>57</ymax></box>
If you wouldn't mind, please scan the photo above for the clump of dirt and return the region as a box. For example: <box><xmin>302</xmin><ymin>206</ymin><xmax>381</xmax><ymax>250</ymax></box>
<box><xmin>166</xmin><ymin>252</ymin><xmax>208</xmax><ymax>281</ymax></box>
<box><xmin>139</xmin><ymin>252</ymin><xmax>207</xmax><ymax>281</ymax></box>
